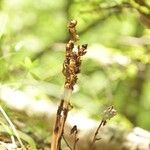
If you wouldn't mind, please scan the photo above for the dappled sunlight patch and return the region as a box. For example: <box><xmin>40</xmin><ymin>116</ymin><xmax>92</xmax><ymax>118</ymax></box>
<box><xmin>86</xmin><ymin>44</ymin><xmax>130</xmax><ymax>66</ymax></box>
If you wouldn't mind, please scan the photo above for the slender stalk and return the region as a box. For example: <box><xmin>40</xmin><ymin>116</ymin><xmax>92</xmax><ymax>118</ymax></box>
<box><xmin>91</xmin><ymin>120</ymin><xmax>104</xmax><ymax>146</ymax></box>
<box><xmin>0</xmin><ymin>105</ymin><xmax>26</xmax><ymax>150</ymax></box>
<box><xmin>63</xmin><ymin>135</ymin><xmax>72</xmax><ymax>150</ymax></box>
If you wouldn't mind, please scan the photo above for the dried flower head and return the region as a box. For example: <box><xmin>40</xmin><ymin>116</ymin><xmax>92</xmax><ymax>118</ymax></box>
<box><xmin>62</xmin><ymin>20</ymin><xmax>88</xmax><ymax>90</ymax></box>
<box><xmin>102</xmin><ymin>106</ymin><xmax>117</xmax><ymax>121</ymax></box>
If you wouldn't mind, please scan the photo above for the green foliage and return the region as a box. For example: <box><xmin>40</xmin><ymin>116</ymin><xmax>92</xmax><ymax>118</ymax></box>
<box><xmin>0</xmin><ymin>0</ymin><xmax>150</xmax><ymax>132</ymax></box>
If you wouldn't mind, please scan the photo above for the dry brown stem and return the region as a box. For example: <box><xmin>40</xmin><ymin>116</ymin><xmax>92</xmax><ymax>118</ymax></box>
<box><xmin>51</xmin><ymin>20</ymin><xmax>87</xmax><ymax>150</ymax></box>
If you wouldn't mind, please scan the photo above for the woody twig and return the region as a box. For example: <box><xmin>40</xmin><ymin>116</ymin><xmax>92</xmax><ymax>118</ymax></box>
<box><xmin>51</xmin><ymin>20</ymin><xmax>87</xmax><ymax>150</ymax></box>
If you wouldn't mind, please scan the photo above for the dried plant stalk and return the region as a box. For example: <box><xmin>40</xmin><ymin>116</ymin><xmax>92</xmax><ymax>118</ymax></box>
<box><xmin>51</xmin><ymin>20</ymin><xmax>87</xmax><ymax>150</ymax></box>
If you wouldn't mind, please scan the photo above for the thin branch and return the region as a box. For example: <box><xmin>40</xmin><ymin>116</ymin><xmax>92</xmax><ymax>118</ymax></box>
<box><xmin>32</xmin><ymin>1</ymin><xmax>148</xmax><ymax>61</ymax></box>
<box><xmin>32</xmin><ymin>8</ymin><xmax>115</xmax><ymax>61</ymax></box>
<box><xmin>62</xmin><ymin>135</ymin><xmax>72</xmax><ymax>150</ymax></box>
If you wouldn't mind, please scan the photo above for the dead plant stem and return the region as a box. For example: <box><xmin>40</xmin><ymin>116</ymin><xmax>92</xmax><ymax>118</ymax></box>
<box><xmin>51</xmin><ymin>20</ymin><xmax>87</xmax><ymax>150</ymax></box>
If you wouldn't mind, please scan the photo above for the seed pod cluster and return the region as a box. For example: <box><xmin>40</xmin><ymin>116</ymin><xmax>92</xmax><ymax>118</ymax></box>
<box><xmin>62</xmin><ymin>20</ymin><xmax>88</xmax><ymax>90</ymax></box>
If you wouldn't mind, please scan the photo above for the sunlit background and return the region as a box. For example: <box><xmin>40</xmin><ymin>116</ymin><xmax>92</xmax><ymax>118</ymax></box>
<box><xmin>0</xmin><ymin>0</ymin><xmax>150</xmax><ymax>148</ymax></box>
